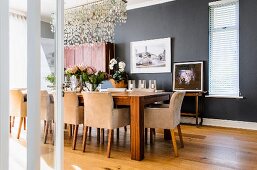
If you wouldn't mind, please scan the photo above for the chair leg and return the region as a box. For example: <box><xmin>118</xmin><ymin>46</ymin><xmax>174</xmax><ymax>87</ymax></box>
<box><xmin>69</xmin><ymin>124</ymin><xmax>73</xmax><ymax>137</ymax></box>
<box><xmin>116</xmin><ymin>128</ymin><xmax>119</xmax><ymax>139</ymax></box>
<box><xmin>101</xmin><ymin>128</ymin><xmax>105</xmax><ymax>144</ymax></box>
<box><xmin>43</xmin><ymin>120</ymin><xmax>46</xmax><ymax>132</ymax></box>
<box><xmin>12</xmin><ymin>116</ymin><xmax>15</xmax><ymax>127</ymax></box>
<box><xmin>97</xmin><ymin>128</ymin><xmax>100</xmax><ymax>143</ymax></box>
<box><xmin>145</xmin><ymin>128</ymin><xmax>148</xmax><ymax>144</ymax></box>
<box><xmin>44</xmin><ymin>121</ymin><xmax>49</xmax><ymax>144</ymax></box>
<box><xmin>82</xmin><ymin>126</ymin><xmax>88</xmax><ymax>152</ymax></box>
<box><xmin>177</xmin><ymin>124</ymin><xmax>184</xmax><ymax>148</ymax></box>
<box><xmin>49</xmin><ymin>121</ymin><xmax>53</xmax><ymax>134</ymax></box>
<box><xmin>72</xmin><ymin>125</ymin><xmax>75</xmax><ymax>136</ymax></box>
<box><xmin>124</xmin><ymin>126</ymin><xmax>127</xmax><ymax>132</ymax></box>
<box><xmin>150</xmin><ymin>128</ymin><xmax>154</xmax><ymax>144</ymax></box>
<box><xmin>170</xmin><ymin>129</ymin><xmax>178</xmax><ymax>157</ymax></box>
<box><xmin>23</xmin><ymin>118</ymin><xmax>26</xmax><ymax>130</ymax></box>
<box><xmin>89</xmin><ymin>127</ymin><xmax>92</xmax><ymax>137</ymax></box>
<box><xmin>107</xmin><ymin>129</ymin><xmax>113</xmax><ymax>158</ymax></box>
<box><xmin>72</xmin><ymin>125</ymin><xmax>79</xmax><ymax>150</ymax></box>
<box><xmin>17</xmin><ymin>117</ymin><xmax>24</xmax><ymax>139</ymax></box>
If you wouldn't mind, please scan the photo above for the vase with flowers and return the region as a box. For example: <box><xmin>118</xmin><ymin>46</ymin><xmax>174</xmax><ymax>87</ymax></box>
<box><xmin>65</xmin><ymin>64</ymin><xmax>110</xmax><ymax>92</ymax></box>
<box><xmin>109</xmin><ymin>58</ymin><xmax>128</xmax><ymax>88</ymax></box>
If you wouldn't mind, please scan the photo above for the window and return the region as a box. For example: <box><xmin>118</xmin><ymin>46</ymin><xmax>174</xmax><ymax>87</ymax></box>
<box><xmin>209</xmin><ymin>0</ymin><xmax>239</xmax><ymax>97</ymax></box>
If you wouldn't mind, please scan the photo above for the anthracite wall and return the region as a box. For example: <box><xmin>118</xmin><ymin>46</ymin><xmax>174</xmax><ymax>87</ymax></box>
<box><xmin>115</xmin><ymin>0</ymin><xmax>257</xmax><ymax>122</ymax></box>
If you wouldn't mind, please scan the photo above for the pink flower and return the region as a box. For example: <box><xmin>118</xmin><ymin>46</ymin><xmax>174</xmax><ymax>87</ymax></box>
<box><xmin>78</xmin><ymin>64</ymin><xmax>87</xmax><ymax>72</ymax></box>
<box><xmin>86</xmin><ymin>66</ymin><xmax>97</xmax><ymax>75</ymax></box>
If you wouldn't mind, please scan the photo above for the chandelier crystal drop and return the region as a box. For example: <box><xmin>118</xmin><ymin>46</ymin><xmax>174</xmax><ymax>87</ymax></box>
<box><xmin>52</xmin><ymin>0</ymin><xmax>127</xmax><ymax>45</ymax></box>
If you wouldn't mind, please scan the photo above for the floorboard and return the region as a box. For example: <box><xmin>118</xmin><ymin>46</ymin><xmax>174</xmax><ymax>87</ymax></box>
<box><xmin>9</xmin><ymin>122</ymin><xmax>257</xmax><ymax>170</ymax></box>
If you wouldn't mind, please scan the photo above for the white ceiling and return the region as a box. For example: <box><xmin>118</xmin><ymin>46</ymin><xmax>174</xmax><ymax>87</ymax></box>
<box><xmin>9</xmin><ymin>0</ymin><xmax>174</xmax><ymax>22</ymax></box>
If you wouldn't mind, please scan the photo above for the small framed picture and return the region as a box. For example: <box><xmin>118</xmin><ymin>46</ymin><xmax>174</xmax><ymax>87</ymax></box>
<box><xmin>130</xmin><ymin>38</ymin><xmax>171</xmax><ymax>73</ymax></box>
<box><xmin>173</xmin><ymin>61</ymin><xmax>203</xmax><ymax>92</ymax></box>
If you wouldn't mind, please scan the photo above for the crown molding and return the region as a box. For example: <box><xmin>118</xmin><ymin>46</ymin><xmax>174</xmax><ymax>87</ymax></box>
<box><xmin>127</xmin><ymin>0</ymin><xmax>175</xmax><ymax>10</ymax></box>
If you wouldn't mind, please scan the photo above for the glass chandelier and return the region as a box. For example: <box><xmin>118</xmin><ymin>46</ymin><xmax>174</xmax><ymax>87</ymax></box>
<box><xmin>51</xmin><ymin>0</ymin><xmax>127</xmax><ymax>45</ymax></box>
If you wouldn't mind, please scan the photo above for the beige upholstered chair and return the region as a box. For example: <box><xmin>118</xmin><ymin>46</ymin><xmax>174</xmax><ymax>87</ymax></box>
<box><xmin>82</xmin><ymin>92</ymin><xmax>130</xmax><ymax>158</ymax></box>
<box><xmin>10</xmin><ymin>89</ymin><xmax>27</xmax><ymax>139</ymax></box>
<box><xmin>64</xmin><ymin>91</ymin><xmax>84</xmax><ymax>150</ymax></box>
<box><xmin>144</xmin><ymin>91</ymin><xmax>186</xmax><ymax>157</ymax></box>
<box><xmin>41</xmin><ymin>90</ymin><xmax>54</xmax><ymax>144</ymax></box>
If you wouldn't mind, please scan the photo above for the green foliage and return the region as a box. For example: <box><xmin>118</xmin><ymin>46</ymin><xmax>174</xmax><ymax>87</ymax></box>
<box><xmin>45</xmin><ymin>73</ymin><xmax>55</xmax><ymax>85</ymax></box>
<box><xmin>112</xmin><ymin>71</ymin><xmax>128</xmax><ymax>83</ymax></box>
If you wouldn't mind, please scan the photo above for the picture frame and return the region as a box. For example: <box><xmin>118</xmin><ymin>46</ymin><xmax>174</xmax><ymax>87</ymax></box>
<box><xmin>173</xmin><ymin>61</ymin><xmax>203</xmax><ymax>92</ymax></box>
<box><xmin>130</xmin><ymin>38</ymin><xmax>171</xmax><ymax>73</ymax></box>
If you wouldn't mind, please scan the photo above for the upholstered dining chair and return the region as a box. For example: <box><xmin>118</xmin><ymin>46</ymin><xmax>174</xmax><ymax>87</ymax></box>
<box><xmin>81</xmin><ymin>92</ymin><xmax>130</xmax><ymax>158</ymax></box>
<box><xmin>41</xmin><ymin>90</ymin><xmax>54</xmax><ymax>144</ymax></box>
<box><xmin>64</xmin><ymin>91</ymin><xmax>84</xmax><ymax>150</ymax></box>
<box><xmin>144</xmin><ymin>91</ymin><xmax>186</xmax><ymax>157</ymax></box>
<box><xmin>10</xmin><ymin>89</ymin><xmax>27</xmax><ymax>139</ymax></box>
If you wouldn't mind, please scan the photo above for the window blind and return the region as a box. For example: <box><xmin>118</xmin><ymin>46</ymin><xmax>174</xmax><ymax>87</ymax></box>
<box><xmin>209</xmin><ymin>0</ymin><xmax>239</xmax><ymax>97</ymax></box>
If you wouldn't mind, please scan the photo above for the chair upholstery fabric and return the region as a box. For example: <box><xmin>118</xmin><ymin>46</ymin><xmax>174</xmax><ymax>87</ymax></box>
<box><xmin>144</xmin><ymin>91</ymin><xmax>186</xmax><ymax>129</ymax></box>
<box><xmin>10</xmin><ymin>89</ymin><xmax>27</xmax><ymax>117</ymax></box>
<box><xmin>64</xmin><ymin>91</ymin><xmax>84</xmax><ymax>125</ymax></box>
<box><xmin>41</xmin><ymin>90</ymin><xmax>54</xmax><ymax>121</ymax></box>
<box><xmin>82</xmin><ymin>92</ymin><xmax>130</xmax><ymax>129</ymax></box>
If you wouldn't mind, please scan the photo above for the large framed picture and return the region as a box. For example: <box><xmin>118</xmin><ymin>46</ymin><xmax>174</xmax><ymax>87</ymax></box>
<box><xmin>173</xmin><ymin>61</ymin><xmax>203</xmax><ymax>92</ymax></box>
<box><xmin>130</xmin><ymin>38</ymin><xmax>171</xmax><ymax>73</ymax></box>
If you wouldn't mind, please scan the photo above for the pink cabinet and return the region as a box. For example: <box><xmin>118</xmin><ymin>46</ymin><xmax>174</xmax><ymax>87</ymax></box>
<box><xmin>64</xmin><ymin>43</ymin><xmax>114</xmax><ymax>73</ymax></box>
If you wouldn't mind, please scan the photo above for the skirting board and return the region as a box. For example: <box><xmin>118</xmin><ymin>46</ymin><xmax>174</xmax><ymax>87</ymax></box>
<box><xmin>181</xmin><ymin>117</ymin><xmax>257</xmax><ymax>131</ymax></box>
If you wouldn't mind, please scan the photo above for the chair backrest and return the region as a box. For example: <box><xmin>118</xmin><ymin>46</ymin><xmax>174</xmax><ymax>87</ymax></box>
<box><xmin>10</xmin><ymin>89</ymin><xmax>26</xmax><ymax>117</ymax></box>
<box><xmin>82</xmin><ymin>92</ymin><xmax>113</xmax><ymax>128</ymax></box>
<box><xmin>169</xmin><ymin>91</ymin><xmax>186</xmax><ymax>125</ymax></box>
<box><xmin>132</xmin><ymin>88</ymin><xmax>155</xmax><ymax>93</ymax></box>
<box><xmin>63</xmin><ymin>91</ymin><xmax>80</xmax><ymax>124</ymax></box>
<box><xmin>41</xmin><ymin>90</ymin><xmax>54</xmax><ymax>121</ymax></box>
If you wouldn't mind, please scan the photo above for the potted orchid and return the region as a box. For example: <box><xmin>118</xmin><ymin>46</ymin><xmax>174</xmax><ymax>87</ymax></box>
<box><xmin>109</xmin><ymin>58</ymin><xmax>128</xmax><ymax>88</ymax></box>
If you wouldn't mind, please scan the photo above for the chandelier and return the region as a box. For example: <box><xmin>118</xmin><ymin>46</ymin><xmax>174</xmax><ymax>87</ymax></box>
<box><xmin>51</xmin><ymin>0</ymin><xmax>127</xmax><ymax>45</ymax></box>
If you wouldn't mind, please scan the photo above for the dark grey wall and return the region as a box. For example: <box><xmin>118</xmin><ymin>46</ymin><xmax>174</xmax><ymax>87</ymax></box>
<box><xmin>115</xmin><ymin>0</ymin><xmax>257</xmax><ymax>122</ymax></box>
<box><xmin>41</xmin><ymin>21</ymin><xmax>54</xmax><ymax>39</ymax></box>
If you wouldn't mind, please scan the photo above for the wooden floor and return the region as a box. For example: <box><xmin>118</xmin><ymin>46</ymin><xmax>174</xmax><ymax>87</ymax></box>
<box><xmin>10</xmin><ymin>124</ymin><xmax>257</xmax><ymax>170</ymax></box>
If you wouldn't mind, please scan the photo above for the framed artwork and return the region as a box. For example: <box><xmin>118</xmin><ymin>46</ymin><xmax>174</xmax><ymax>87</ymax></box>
<box><xmin>130</xmin><ymin>37</ymin><xmax>171</xmax><ymax>73</ymax></box>
<box><xmin>173</xmin><ymin>61</ymin><xmax>203</xmax><ymax>92</ymax></box>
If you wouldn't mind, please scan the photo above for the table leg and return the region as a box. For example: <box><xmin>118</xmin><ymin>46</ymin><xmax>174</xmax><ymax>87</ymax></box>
<box><xmin>130</xmin><ymin>96</ymin><xmax>144</xmax><ymax>161</ymax></box>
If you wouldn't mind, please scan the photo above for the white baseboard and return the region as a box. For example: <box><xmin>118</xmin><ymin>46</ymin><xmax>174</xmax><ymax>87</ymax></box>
<box><xmin>181</xmin><ymin>117</ymin><xmax>257</xmax><ymax>131</ymax></box>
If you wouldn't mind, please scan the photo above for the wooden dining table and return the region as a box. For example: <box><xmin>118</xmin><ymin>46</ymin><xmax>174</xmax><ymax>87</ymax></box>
<box><xmin>78</xmin><ymin>91</ymin><xmax>172</xmax><ymax>161</ymax></box>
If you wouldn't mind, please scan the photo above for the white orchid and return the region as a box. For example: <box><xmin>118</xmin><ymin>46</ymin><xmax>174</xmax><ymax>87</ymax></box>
<box><xmin>118</xmin><ymin>61</ymin><xmax>126</xmax><ymax>72</ymax></box>
<box><xmin>109</xmin><ymin>58</ymin><xmax>117</xmax><ymax>70</ymax></box>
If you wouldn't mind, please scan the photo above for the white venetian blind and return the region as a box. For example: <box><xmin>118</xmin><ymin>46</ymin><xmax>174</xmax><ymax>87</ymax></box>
<box><xmin>209</xmin><ymin>0</ymin><xmax>239</xmax><ymax>97</ymax></box>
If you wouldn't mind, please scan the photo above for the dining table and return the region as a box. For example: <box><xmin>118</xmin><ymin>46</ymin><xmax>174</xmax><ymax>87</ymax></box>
<box><xmin>78</xmin><ymin>91</ymin><xmax>172</xmax><ymax>161</ymax></box>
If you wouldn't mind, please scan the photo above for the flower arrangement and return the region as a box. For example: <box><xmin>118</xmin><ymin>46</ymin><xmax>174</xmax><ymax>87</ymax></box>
<box><xmin>109</xmin><ymin>58</ymin><xmax>128</xmax><ymax>83</ymax></box>
<box><xmin>65</xmin><ymin>64</ymin><xmax>109</xmax><ymax>91</ymax></box>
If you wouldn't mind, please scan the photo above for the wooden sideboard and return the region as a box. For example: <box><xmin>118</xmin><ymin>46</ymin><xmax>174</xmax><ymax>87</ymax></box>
<box><xmin>181</xmin><ymin>92</ymin><xmax>205</xmax><ymax>127</ymax></box>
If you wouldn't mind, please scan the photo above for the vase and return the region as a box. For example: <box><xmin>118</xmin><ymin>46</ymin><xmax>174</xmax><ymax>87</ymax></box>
<box><xmin>85</xmin><ymin>83</ymin><xmax>101</xmax><ymax>92</ymax></box>
<box><xmin>109</xmin><ymin>79</ymin><xmax>127</xmax><ymax>88</ymax></box>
